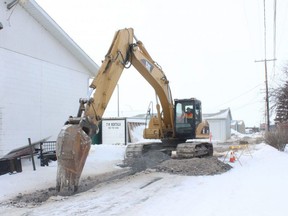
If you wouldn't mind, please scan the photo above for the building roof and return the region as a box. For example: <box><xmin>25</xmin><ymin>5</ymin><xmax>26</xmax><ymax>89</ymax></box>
<box><xmin>203</xmin><ymin>108</ymin><xmax>232</xmax><ymax>120</ymax></box>
<box><xmin>20</xmin><ymin>0</ymin><xmax>99</xmax><ymax>76</ymax></box>
<box><xmin>231</xmin><ymin>120</ymin><xmax>245</xmax><ymax>126</ymax></box>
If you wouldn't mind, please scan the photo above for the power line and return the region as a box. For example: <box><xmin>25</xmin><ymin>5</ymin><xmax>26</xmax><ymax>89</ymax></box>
<box><xmin>273</xmin><ymin>0</ymin><xmax>277</xmax><ymax>74</ymax></box>
<box><xmin>233</xmin><ymin>97</ymin><xmax>262</xmax><ymax>111</ymax></box>
<box><xmin>263</xmin><ymin>0</ymin><xmax>267</xmax><ymax>60</ymax></box>
<box><xmin>216</xmin><ymin>83</ymin><xmax>263</xmax><ymax>108</ymax></box>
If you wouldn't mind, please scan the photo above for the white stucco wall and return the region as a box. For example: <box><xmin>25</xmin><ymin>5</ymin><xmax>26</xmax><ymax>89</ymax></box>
<box><xmin>207</xmin><ymin>118</ymin><xmax>231</xmax><ymax>142</ymax></box>
<box><xmin>204</xmin><ymin>108</ymin><xmax>232</xmax><ymax>142</ymax></box>
<box><xmin>0</xmin><ymin>2</ymin><xmax>95</xmax><ymax>156</ymax></box>
<box><xmin>207</xmin><ymin>120</ymin><xmax>223</xmax><ymax>141</ymax></box>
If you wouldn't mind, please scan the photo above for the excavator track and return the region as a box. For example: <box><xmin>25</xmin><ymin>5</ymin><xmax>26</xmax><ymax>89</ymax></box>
<box><xmin>176</xmin><ymin>142</ymin><xmax>213</xmax><ymax>158</ymax></box>
<box><xmin>124</xmin><ymin>142</ymin><xmax>162</xmax><ymax>163</ymax></box>
<box><xmin>125</xmin><ymin>141</ymin><xmax>213</xmax><ymax>162</ymax></box>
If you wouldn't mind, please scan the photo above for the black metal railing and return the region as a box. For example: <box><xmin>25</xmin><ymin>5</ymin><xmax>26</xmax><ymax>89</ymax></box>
<box><xmin>39</xmin><ymin>141</ymin><xmax>57</xmax><ymax>166</ymax></box>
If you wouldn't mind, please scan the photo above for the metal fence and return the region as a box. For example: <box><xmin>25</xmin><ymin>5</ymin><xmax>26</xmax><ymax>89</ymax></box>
<box><xmin>39</xmin><ymin>141</ymin><xmax>57</xmax><ymax>166</ymax></box>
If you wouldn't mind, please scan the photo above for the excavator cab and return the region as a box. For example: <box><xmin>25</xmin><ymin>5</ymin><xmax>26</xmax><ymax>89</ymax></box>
<box><xmin>174</xmin><ymin>98</ymin><xmax>202</xmax><ymax>139</ymax></box>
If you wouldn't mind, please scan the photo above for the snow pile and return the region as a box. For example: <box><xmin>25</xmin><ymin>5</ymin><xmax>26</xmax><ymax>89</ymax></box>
<box><xmin>231</xmin><ymin>128</ymin><xmax>244</xmax><ymax>137</ymax></box>
<box><xmin>230</xmin><ymin>129</ymin><xmax>264</xmax><ymax>144</ymax></box>
<box><xmin>128</xmin><ymin>124</ymin><xmax>146</xmax><ymax>143</ymax></box>
<box><xmin>129</xmin><ymin>124</ymin><xmax>160</xmax><ymax>144</ymax></box>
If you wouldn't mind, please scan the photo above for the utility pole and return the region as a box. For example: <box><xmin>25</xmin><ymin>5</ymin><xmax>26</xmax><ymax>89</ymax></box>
<box><xmin>117</xmin><ymin>84</ymin><xmax>120</xmax><ymax>117</ymax></box>
<box><xmin>254</xmin><ymin>0</ymin><xmax>276</xmax><ymax>132</ymax></box>
<box><xmin>255</xmin><ymin>59</ymin><xmax>275</xmax><ymax>131</ymax></box>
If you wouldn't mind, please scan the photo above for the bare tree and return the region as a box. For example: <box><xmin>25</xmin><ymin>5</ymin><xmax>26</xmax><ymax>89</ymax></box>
<box><xmin>265</xmin><ymin>63</ymin><xmax>288</xmax><ymax>151</ymax></box>
<box><xmin>274</xmin><ymin>64</ymin><xmax>288</xmax><ymax>124</ymax></box>
<box><xmin>264</xmin><ymin>125</ymin><xmax>288</xmax><ymax>151</ymax></box>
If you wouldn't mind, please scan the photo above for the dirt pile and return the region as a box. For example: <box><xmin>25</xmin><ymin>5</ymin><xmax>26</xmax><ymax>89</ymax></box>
<box><xmin>156</xmin><ymin>156</ymin><xmax>232</xmax><ymax>176</ymax></box>
<box><xmin>125</xmin><ymin>151</ymin><xmax>171</xmax><ymax>172</ymax></box>
<box><xmin>126</xmin><ymin>151</ymin><xmax>232</xmax><ymax>176</ymax></box>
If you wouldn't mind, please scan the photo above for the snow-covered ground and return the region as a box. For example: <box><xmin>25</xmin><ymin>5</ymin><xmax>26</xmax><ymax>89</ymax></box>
<box><xmin>1</xmin><ymin>137</ymin><xmax>288</xmax><ymax>215</ymax></box>
<box><xmin>0</xmin><ymin>144</ymin><xmax>126</xmax><ymax>202</ymax></box>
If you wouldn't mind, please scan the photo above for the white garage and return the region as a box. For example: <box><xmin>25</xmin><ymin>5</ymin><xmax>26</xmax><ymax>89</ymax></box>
<box><xmin>0</xmin><ymin>0</ymin><xmax>99</xmax><ymax>156</ymax></box>
<box><xmin>203</xmin><ymin>108</ymin><xmax>232</xmax><ymax>142</ymax></box>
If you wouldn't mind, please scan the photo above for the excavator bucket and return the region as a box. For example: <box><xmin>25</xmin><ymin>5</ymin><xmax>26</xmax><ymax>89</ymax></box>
<box><xmin>56</xmin><ymin>124</ymin><xmax>91</xmax><ymax>192</ymax></box>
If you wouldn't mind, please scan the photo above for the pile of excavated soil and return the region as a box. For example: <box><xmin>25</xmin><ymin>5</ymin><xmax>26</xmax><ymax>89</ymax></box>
<box><xmin>156</xmin><ymin>156</ymin><xmax>232</xmax><ymax>176</ymax></box>
<box><xmin>124</xmin><ymin>151</ymin><xmax>171</xmax><ymax>172</ymax></box>
<box><xmin>126</xmin><ymin>151</ymin><xmax>232</xmax><ymax>176</ymax></box>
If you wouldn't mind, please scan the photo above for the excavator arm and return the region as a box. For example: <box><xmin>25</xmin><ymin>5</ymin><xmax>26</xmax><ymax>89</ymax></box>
<box><xmin>75</xmin><ymin>28</ymin><xmax>174</xmax><ymax>139</ymax></box>
<box><xmin>56</xmin><ymin>28</ymin><xmax>175</xmax><ymax>192</ymax></box>
<box><xmin>130</xmin><ymin>41</ymin><xmax>175</xmax><ymax>139</ymax></box>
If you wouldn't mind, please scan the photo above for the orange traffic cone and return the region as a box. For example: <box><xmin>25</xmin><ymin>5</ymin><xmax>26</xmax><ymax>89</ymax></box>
<box><xmin>229</xmin><ymin>151</ymin><xmax>236</xmax><ymax>163</ymax></box>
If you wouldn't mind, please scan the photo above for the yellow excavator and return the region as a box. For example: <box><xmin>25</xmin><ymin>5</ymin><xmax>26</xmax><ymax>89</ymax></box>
<box><xmin>56</xmin><ymin>28</ymin><xmax>213</xmax><ymax>192</ymax></box>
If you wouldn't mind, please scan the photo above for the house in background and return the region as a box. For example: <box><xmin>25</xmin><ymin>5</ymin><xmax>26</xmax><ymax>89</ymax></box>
<box><xmin>203</xmin><ymin>108</ymin><xmax>232</xmax><ymax>142</ymax></box>
<box><xmin>0</xmin><ymin>0</ymin><xmax>99</xmax><ymax>156</ymax></box>
<box><xmin>231</xmin><ymin>120</ymin><xmax>246</xmax><ymax>134</ymax></box>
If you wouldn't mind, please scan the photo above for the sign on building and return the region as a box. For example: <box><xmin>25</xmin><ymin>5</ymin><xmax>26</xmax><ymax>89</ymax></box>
<box><xmin>102</xmin><ymin>119</ymin><xmax>126</xmax><ymax>144</ymax></box>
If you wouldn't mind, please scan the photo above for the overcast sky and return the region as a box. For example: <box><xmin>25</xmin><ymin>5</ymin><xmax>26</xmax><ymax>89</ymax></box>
<box><xmin>36</xmin><ymin>0</ymin><xmax>288</xmax><ymax>127</ymax></box>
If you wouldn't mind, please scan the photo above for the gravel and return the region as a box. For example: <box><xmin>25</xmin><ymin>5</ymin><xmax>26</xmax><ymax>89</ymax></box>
<box><xmin>126</xmin><ymin>150</ymin><xmax>232</xmax><ymax>176</ymax></box>
<box><xmin>156</xmin><ymin>156</ymin><xmax>232</xmax><ymax>176</ymax></box>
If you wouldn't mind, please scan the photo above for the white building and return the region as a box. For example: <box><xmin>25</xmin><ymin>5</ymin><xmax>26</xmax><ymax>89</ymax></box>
<box><xmin>231</xmin><ymin>120</ymin><xmax>245</xmax><ymax>134</ymax></box>
<box><xmin>203</xmin><ymin>108</ymin><xmax>232</xmax><ymax>142</ymax></box>
<box><xmin>0</xmin><ymin>0</ymin><xmax>99</xmax><ymax>156</ymax></box>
